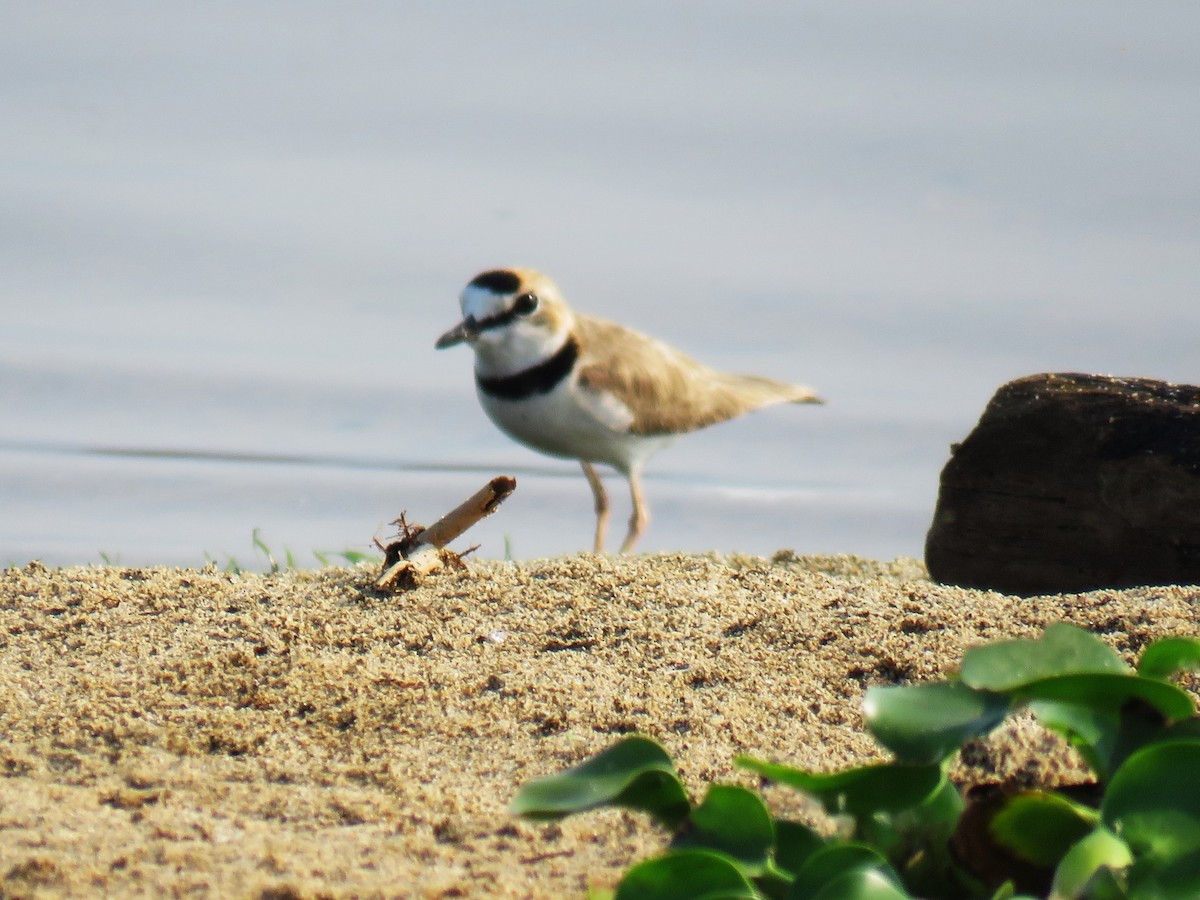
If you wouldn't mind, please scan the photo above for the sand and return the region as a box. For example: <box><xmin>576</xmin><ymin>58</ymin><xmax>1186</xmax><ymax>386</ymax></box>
<box><xmin>2</xmin><ymin>553</ymin><xmax>1198</xmax><ymax>898</ymax></box>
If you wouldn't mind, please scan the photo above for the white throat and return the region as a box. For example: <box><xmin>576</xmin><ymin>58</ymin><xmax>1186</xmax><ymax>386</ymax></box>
<box><xmin>470</xmin><ymin>323</ymin><xmax>570</xmax><ymax>377</ymax></box>
<box><xmin>459</xmin><ymin>283</ymin><xmax>574</xmax><ymax>378</ymax></box>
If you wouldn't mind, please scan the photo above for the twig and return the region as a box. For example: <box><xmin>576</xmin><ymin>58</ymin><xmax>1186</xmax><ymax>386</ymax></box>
<box><xmin>376</xmin><ymin>476</ymin><xmax>516</xmax><ymax>590</ymax></box>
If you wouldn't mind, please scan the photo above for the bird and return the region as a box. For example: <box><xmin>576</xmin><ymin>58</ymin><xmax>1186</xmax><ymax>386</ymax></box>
<box><xmin>435</xmin><ymin>268</ymin><xmax>823</xmax><ymax>553</ymax></box>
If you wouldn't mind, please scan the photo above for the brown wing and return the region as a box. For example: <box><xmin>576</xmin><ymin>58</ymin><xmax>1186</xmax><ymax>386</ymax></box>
<box><xmin>574</xmin><ymin>315</ymin><xmax>820</xmax><ymax>436</ymax></box>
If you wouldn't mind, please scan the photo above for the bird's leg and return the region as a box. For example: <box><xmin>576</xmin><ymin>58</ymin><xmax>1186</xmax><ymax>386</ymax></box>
<box><xmin>580</xmin><ymin>461</ymin><xmax>609</xmax><ymax>553</ymax></box>
<box><xmin>619</xmin><ymin>466</ymin><xmax>649</xmax><ymax>554</ymax></box>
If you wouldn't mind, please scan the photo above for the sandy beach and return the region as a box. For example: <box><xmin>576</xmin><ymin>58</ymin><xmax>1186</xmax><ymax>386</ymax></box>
<box><xmin>2</xmin><ymin>553</ymin><xmax>1198</xmax><ymax>897</ymax></box>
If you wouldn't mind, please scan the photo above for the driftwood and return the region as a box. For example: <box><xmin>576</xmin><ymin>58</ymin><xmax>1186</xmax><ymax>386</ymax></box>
<box><xmin>376</xmin><ymin>476</ymin><xmax>516</xmax><ymax>590</ymax></box>
<box><xmin>925</xmin><ymin>373</ymin><xmax>1200</xmax><ymax>595</ymax></box>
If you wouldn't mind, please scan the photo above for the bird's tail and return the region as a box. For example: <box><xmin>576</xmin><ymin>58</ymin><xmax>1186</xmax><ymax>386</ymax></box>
<box><xmin>719</xmin><ymin>373</ymin><xmax>824</xmax><ymax>409</ymax></box>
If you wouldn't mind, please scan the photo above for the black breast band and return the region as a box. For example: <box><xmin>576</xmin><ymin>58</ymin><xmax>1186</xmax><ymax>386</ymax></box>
<box><xmin>477</xmin><ymin>338</ymin><xmax>579</xmax><ymax>400</ymax></box>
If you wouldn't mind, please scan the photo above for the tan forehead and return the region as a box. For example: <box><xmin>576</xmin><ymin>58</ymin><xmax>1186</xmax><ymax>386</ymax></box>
<box><xmin>508</xmin><ymin>268</ymin><xmax>556</xmax><ymax>297</ymax></box>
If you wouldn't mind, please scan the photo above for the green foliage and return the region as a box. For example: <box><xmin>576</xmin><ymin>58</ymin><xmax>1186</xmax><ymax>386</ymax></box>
<box><xmin>312</xmin><ymin>548</ymin><xmax>379</xmax><ymax>567</ymax></box>
<box><xmin>735</xmin><ymin>759</ymin><xmax>945</xmax><ymax>819</ymax></box>
<box><xmin>863</xmin><ymin>681</ymin><xmax>1011</xmax><ymax>765</ymax></box>
<box><xmin>512</xmin><ymin>625</ymin><xmax>1200</xmax><ymax>898</ymax></box>
<box><xmin>1102</xmin><ymin>741</ymin><xmax>1200</xmax><ymax>864</ymax></box>
<box><xmin>1050</xmin><ymin>827</ymin><xmax>1132</xmax><ymax>899</ymax></box>
<box><xmin>987</xmin><ymin>791</ymin><xmax>1097</xmax><ymax>867</ymax></box>
<box><xmin>251</xmin><ymin>527</ymin><xmax>294</xmax><ymax>573</ymax></box>
<box><xmin>676</xmin><ymin>785</ymin><xmax>776</xmax><ymax>873</ymax></box>
<box><xmin>1137</xmin><ymin>637</ymin><xmax>1200</xmax><ymax>682</ymax></box>
<box><xmin>958</xmin><ymin>623</ymin><xmax>1132</xmax><ymax>689</ymax></box>
<box><xmin>614</xmin><ymin>848</ymin><xmax>758</xmax><ymax>899</ymax></box>
<box><xmin>201</xmin><ymin>529</ymin><xmax>380</xmax><ymax>573</ymax></box>
<box><xmin>510</xmin><ymin>735</ymin><xmax>690</xmax><ymax>830</ymax></box>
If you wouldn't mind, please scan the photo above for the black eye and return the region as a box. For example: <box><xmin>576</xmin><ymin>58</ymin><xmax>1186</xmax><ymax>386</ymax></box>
<box><xmin>513</xmin><ymin>292</ymin><xmax>539</xmax><ymax>316</ymax></box>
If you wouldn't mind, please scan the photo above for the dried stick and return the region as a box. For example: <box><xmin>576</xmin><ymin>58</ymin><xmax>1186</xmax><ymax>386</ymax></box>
<box><xmin>404</xmin><ymin>476</ymin><xmax>516</xmax><ymax>552</ymax></box>
<box><xmin>376</xmin><ymin>476</ymin><xmax>516</xmax><ymax>589</ymax></box>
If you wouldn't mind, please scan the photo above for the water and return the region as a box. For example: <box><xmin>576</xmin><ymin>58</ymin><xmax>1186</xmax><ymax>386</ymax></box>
<box><xmin>3</xmin><ymin>2</ymin><xmax>1197</xmax><ymax>567</ymax></box>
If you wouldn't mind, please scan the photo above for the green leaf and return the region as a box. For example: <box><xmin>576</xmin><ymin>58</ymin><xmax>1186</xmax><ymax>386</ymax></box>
<box><xmin>333</xmin><ymin>549</ymin><xmax>379</xmax><ymax>565</ymax></box>
<box><xmin>1027</xmin><ymin>699</ymin><xmax>1117</xmax><ymax>775</ymax></box>
<box><xmin>961</xmin><ymin>624</ymin><xmax>1129</xmax><ymax>692</ymax></box>
<box><xmin>864</xmin><ymin>681</ymin><xmax>1011</xmax><ymax>764</ymax></box>
<box><xmin>788</xmin><ymin>843</ymin><xmax>899</xmax><ymax>899</ymax></box>
<box><xmin>1049</xmin><ymin>827</ymin><xmax>1132</xmax><ymax>899</ymax></box>
<box><xmin>988</xmin><ymin>790</ymin><xmax>1097</xmax><ymax>868</ymax></box>
<box><xmin>912</xmin><ymin>773</ymin><xmax>966</xmax><ymax>836</ymax></box>
<box><xmin>1127</xmin><ymin>849</ymin><xmax>1200</xmax><ymax>898</ymax></box>
<box><xmin>859</xmin><ymin>777</ymin><xmax>965</xmax><ymax>898</ymax></box>
<box><xmin>809</xmin><ymin>866</ymin><xmax>911</xmax><ymax>900</ymax></box>
<box><xmin>773</xmin><ymin>820</ymin><xmax>825</xmax><ymax>876</ymax></box>
<box><xmin>1077</xmin><ymin>866</ymin><xmax>1126</xmax><ymax>900</ymax></box>
<box><xmin>673</xmin><ymin>784</ymin><xmax>775</xmax><ymax>872</ymax></box>
<box><xmin>1019</xmin><ymin>674</ymin><xmax>1194</xmax><ymax>722</ymax></box>
<box><xmin>1138</xmin><ymin>637</ymin><xmax>1200</xmax><ymax>682</ymax></box>
<box><xmin>736</xmin><ymin>758</ymin><xmax>943</xmax><ymax>818</ymax></box>
<box><xmin>614</xmin><ymin>849</ymin><xmax>758</xmax><ymax>900</ymax></box>
<box><xmin>987</xmin><ymin>886</ymin><xmax>1041</xmax><ymax>900</ymax></box>
<box><xmin>858</xmin><ymin>774</ymin><xmax>963</xmax><ymax>853</ymax></box>
<box><xmin>511</xmin><ymin>735</ymin><xmax>690</xmax><ymax>829</ymax></box>
<box><xmin>1032</xmin><ymin>688</ymin><xmax>1194</xmax><ymax>784</ymax></box>
<box><xmin>1102</xmin><ymin>740</ymin><xmax>1200</xmax><ymax>864</ymax></box>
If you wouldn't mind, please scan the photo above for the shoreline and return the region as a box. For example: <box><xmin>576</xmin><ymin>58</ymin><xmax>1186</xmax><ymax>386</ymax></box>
<box><xmin>2</xmin><ymin>554</ymin><xmax>1197</xmax><ymax>896</ymax></box>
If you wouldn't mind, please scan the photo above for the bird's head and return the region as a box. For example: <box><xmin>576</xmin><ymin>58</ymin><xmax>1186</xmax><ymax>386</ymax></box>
<box><xmin>436</xmin><ymin>268</ymin><xmax>574</xmax><ymax>375</ymax></box>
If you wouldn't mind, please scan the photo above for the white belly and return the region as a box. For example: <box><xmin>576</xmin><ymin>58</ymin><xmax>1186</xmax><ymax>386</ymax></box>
<box><xmin>477</xmin><ymin>379</ymin><xmax>675</xmax><ymax>474</ymax></box>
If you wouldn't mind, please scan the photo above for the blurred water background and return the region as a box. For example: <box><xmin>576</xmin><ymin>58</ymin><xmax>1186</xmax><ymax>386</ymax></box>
<box><xmin>3</xmin><ymin>2</ymin><xmax>1197</xmax><ymax>568</ymax></box>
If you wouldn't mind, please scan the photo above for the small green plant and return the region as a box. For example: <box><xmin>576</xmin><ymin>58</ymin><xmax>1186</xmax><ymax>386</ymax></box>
<box><xmin>251</xmin><ymin>527</ymin><xmax>295</xmax><ymax>573</ymax></box>
<box><xmin>312</xmin><ymin>548</ymin><xmax>379</xmax><ymax>567</ymax></box>
<box><xmin>512</xmin><ymin>624</ymin><xmax>1200</xmax><ymax>899</ymax></box>
<box><xmin>203</xmin><ymin>529</ymin><xmax>380</xmax><ymax>573</ymax></box>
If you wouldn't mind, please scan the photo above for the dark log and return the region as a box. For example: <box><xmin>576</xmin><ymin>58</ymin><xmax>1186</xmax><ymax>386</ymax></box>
<box><xmin>925</xmin><ymin>373</ymin><xmax>1200</xmax><ymax>595</ymax></box>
